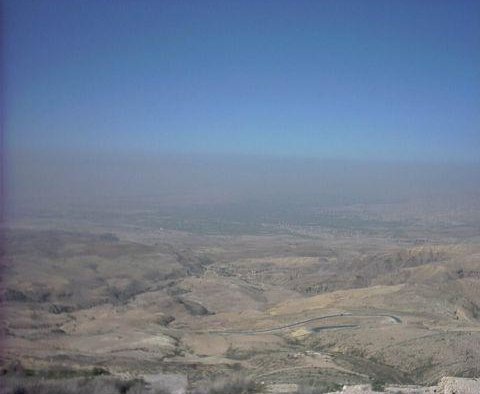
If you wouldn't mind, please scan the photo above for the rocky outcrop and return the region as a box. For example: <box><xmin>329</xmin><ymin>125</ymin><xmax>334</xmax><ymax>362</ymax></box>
<box><xmin>327</xmin><ymin>377</ymin><xmax>480</xmax><ymax>393</ymax></box>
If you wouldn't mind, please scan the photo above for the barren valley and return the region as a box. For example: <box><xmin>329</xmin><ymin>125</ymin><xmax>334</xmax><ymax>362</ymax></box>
<box><xmin>2</xmin><ymin>196</ymin><xmax>480</xmax><ymax>393</ymax></box>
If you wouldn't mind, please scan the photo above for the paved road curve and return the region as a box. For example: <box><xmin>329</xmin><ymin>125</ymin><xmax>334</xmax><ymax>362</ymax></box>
<box><xmin>206</xmin><ymin>312</ymin><xmax>402</xmax><ymax>335</ymax></box>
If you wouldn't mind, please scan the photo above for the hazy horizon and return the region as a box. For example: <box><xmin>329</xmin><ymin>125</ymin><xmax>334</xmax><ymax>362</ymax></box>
<box><xmin>7</xmin><ymin>150</ymin><xmax>480</xmax><ymax>223</ymax></box>
<box><xmin>3</xmin><ymin>0</ymin><xmax>479</xmax><ymax>225</ymax></box>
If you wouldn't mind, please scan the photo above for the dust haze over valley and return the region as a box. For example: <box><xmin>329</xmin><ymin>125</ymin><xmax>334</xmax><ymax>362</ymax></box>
<box><xmin>9</xmin><ymin>152</ymin><xmax>480</xmax><ymax>224</ymax></box>
<box><xmin>3</xmin><ymin>153</ymin><xmax>480</xmax><ymax>393</ymax></box>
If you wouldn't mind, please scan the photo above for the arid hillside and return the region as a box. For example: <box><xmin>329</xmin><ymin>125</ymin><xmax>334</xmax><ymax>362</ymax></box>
<box><xmin>2</xmin><ymin>197</ymin><xmax>480</xmax><ymax>393</ymax></box>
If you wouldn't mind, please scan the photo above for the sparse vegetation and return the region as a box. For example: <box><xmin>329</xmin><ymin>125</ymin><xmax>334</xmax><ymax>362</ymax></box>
<box><xmin>105</xmin><ymin>280</ymin><xmax>146</xmax><ymax>305</ymax></box>
<box><xmin>371</xmin><ymin>379</ymin><xmax>386</xmax><ymax>391</ymax></box>
<box><xmin>0</xmin><ymin>376</ymin><xmax>149</xmax><ymax>394</ymax></box>
<box><xmin>193</xmin><ymin>374</ymin><xmax>258</xmax><ymax>394</ymax></box>
<box><xmin>297</xmin><ymin>384</ymin><xmax>342</xmax><ymax>394</ymax></box>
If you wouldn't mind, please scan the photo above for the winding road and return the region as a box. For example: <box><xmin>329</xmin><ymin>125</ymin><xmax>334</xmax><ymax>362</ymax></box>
<box><xmin>206</xmin><ymin>312</ymin><xmax>402</xmax><ymax>335</ymax></box>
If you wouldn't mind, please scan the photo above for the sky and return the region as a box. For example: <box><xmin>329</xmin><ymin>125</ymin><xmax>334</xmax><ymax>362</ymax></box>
<box><xmin>3</xmin><ymin>0</ymin><xmax>480</xmax><ymax>162</ymax></box>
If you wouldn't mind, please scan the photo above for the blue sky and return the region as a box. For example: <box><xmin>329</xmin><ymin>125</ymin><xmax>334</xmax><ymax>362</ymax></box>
<box><xmin>4</xmin><ymin>0</ymin><xmax>480</xmax><ymax>161</ymax></box>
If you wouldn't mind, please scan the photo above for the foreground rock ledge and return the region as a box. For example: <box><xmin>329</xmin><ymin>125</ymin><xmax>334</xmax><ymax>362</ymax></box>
<box><xmin>324</xmin><ymin>377</ymin><xmax>480</xmax><ymax>394</ymax></box>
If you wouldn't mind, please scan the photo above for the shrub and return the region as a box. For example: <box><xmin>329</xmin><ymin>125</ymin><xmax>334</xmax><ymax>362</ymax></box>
<box><xmin>372</xmin><ymin>379</ymin><xmax>386</xmax><ymax>391</ymax></box>
<box><xmin>0</xmin><ymin>376</ymin><xmax>151</xmax><ymax>394</ymax></box>
<box><xmin>194</xmin><ymin>374</ymin><xmax>257</xmax><ymax>394</ymax></box>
